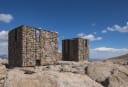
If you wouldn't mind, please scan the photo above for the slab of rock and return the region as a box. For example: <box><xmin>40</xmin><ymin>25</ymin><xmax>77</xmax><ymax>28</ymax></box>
<box><xmin>87</xmin><ymin>61</ymin><xmax>128</xmax><ymax>87</ymax></box>
<box><xmin>19</xmin><ymin>61</ymin><xmax>89</xmax><ymax>75</ymax></box>
<box><xmin>108</xmin><ymin>73</ymin><xmax>128</xmax><ymax>87</ymax></box>
<box><xmin>87</xmin><ymin>62</ymin><xmax>113</xmax><ymax>82</ymax></box>
<box><xmin>0</xmin><ymin>64</ymin><xmax>7</xmax><ymax>87</ymax></box>
<box><xmin>1</xmin><ymin>59</ymin><xmax>128</xmax><ymax>87</ymax></box>
<box><xmin>0</xmin><ymin>59</ymin><xmax>8</xmax><ymax>65</ymax></box>
<box><xmin>4</xmin><ymin>69</ymin><xmax>103</xmax><ymax>87</ymax></box>
<box><xmin>108</xmin><ymin>63</ymin><xmax>128</xmax><ymax>87</ymax></box>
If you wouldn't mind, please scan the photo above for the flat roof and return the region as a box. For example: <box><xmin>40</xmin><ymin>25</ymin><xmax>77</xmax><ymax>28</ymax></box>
<box><xmin>10</xmin><ymin>25</ymin><xmax>58</xmax><ymax>34</ymax></box>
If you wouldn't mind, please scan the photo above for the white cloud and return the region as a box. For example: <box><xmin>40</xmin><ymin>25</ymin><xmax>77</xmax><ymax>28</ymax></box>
<box><xmin>93</xmin><ymin>47</ymin><xmax>128</xmax><ymax>52</ymax></box>
<box><xmin>106</xmin><ymin>23</ymin><xmax>128</xmax><ymax>32</ymax></box>
<box><xmin>0</xmin><ymin>13</ymin><xmax>13</xmax><ymax>23</ymax></box>
<box><xmin>107</xmin><ymin>27</ymin><xmax>115</xmax><ymax>31</ymax></box>
<box><xmin>101</xmin><ymin>30</ymin><xmax>107</xmax><ymax>33</ymax></box>
<box><xmin>0</xmin><ymin>31</ymin><xmax>8</xmax><ymax>42</ymax></box>
<box><xmin>77</xmin><ymin>33</ymin><xmax>102</xmax><ymax>41</ymax></box>
<box><xmin>0</xmin><ymin>31</ymin><xmax>8</xmax><ymax>55</ymax></box>
<box><xmin>77</xmin><ymin>33</ymin><xmax>84</xmax><ymax>37</ymax></box>
<box><xmin>90</xmin><ymin>47</ymin><xmax>128</xmax><ymax>60</ymax></box>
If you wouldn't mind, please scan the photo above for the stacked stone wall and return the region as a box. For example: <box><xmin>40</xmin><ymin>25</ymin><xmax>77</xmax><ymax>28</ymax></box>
<box><xmin>62</xmin><ymin>38</ymin><xmax>89</xmax><ymax>61</ymax></box>
<box><xmin>9</xmin><ymin>25</ymin><xmax>59</xmax><ymax>67</ymax></box>
<box><xmin>77</xmin><ymin>39</ymin><xmax>89</xmax><ymax>61</ymax></box>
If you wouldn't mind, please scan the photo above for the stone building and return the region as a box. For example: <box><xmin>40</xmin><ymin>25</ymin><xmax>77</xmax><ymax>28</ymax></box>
<box><xmin>62</xmin><ymin>38</ymin><xmax>89</xmax><ymax>61</ymax></box>
<box><xmin>8</xmin><ymin>25</ymin><xmax>59</xmax><ymax>67</ymax></box>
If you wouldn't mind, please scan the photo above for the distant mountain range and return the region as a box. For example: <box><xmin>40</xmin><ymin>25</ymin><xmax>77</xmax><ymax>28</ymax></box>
<box><xmin>90</xmin><ymin>53</ymin><xmax>128</xmax><ymax>62</ymax></box>
<box><xmin>0</xmin><ymin>53</ymin><xmax>128</xmax><ymax>62</ymax></box>
<box><xmin>103</xmin><ymin>53</ymin><xmax>128</xmax><ymax>65</ymax></box>
<box><xmin>104</xmin><ymin>53</ymin><xmax>128</xmax><ymax>60</ymax></box>
<box><xmin>89</xmin><ymin>58</ymin><xmax>102</xmax><ymax>62</ymax></box>
<box><xmin>0</xmin><ymin>54</ymin><xmax>7</xmax><ymax>59</ymax></box>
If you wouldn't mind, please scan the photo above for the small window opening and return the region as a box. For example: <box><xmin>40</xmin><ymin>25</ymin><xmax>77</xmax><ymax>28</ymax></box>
<box><xmin>36</xmin><ymin>30</ymin><xmax>40</xmax><ymax>37</ymax></box>
<box><xmin>36</xmin><ymin>60</ymin><xmax>41</xmax><ymax>66</ymax></box>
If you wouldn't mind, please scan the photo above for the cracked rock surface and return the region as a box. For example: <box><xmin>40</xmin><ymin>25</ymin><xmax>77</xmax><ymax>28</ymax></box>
<box><xmin>0</xmin><ymin>58</ymin><xmax>128</xmax><ymax>87</ymax></box>
<box><xmin>86</xmin><ymin>61</ymin><xmax>128</xmax><ymax>87</ymax></box>
<box><xmin>0</xmin><ymin>64</ymin><xmax>7</xmax><ymax>87</ymax></box>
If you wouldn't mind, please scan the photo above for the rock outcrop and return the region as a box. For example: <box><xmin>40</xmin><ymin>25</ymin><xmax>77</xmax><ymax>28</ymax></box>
<box><xmin>4</xmin><ymin>70</ymin><xmax>103</xmax><ymax>87</ymax></box>
<box><xmin>0</xmin><ymin>58</ymin><xmax>128</xmax><ymax>87</ymax></box>
<box><xmin>0</xmin><ymin>64</ymin><xmax>7</xmax><ymax>87</ymax></box>
<box><xmin>87</xmin><ymin>61</ymin><xmax>128</xmax><ymax>87</ymax></box>
<box><xmin>0</xmin><ymin>59</ymin><xmax>8</xmax><ymax>65</ymax></box>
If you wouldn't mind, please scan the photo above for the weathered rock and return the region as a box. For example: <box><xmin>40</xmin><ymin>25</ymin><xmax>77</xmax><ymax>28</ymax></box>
<box><xmin>1</xmin><ymin>58</ymin><xmax>128</xmax><ymax>87</ymax></box>
<box><xmin>0</xmin><ymin>59</ymin><xmax>8</xmax><ymax>65</ymax></box>
<box><xmin>107</xmin><ymin>63</ymin><xmax>128</xmax><ymax>87</ymax></box>
<box><xmin>87</xmin><ymin>62</ymin><xmax>113</xmax><ymax>82</ymax></box>
<box><xmin>87</xmin><ymin>61</ymin><xmax>128</xmax><ymax>87</ymax></box>
<box><xmin>18</xmin><ymin>61</ymin><xmax>89</xmax><ymax>74</ymax></box>
<box><xmin>0</xmin><ymin>64</ymin><xmax>7</xmax><ymax>87</ymax></box>
<box><xmin>54</xmin><ymin>61</ymin><xmax>89</xmax><ymax>74</ymax></box>
<box><xmin>4</xmin><ymin>69</ymin><xmax>103</xmax><ymax>87</ymax></box>
<box><xmin>108</xmin><ymin>73</ymin><xmax>128</xmax><ymax>87</ymax></box>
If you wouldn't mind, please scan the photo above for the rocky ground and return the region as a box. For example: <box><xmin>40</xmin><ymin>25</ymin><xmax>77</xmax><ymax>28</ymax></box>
<box><xmin>0</xmin><ymin>55</ymin><xmax>128</xmax><ymax>87</ymax></box>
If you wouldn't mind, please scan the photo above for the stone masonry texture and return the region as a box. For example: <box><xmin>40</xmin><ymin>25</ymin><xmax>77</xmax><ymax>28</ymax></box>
<box><xmin>62</xmin><ymin>38</ymin><xmax>89</xmax><ymax>61</ymax></box>
<box><xmin>8</xmin><ymin>25</ymin><xmax>59</xmax><ymax>67</ymax></box>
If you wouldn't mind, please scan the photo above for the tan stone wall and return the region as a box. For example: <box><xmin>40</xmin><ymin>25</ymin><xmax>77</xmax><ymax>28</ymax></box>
<box><xmin>40</xmin><ymin>29</ymin><xmax>58</xmax><ymax>64</ymax></box>
<box><xmin>77</xmin><ymin>39</ymin><xmax>89</xmax><ymax>61</ymax></box>
<box><xmin>9</xmin><ymin>25</ymin><xmax>59</xmax><ymax>67</ymax></box>
<box><xmin>62</xmin><ymin>38</ymin><xmax>89</xmax><ymax>61</ymax></box>
<box><xmin>21</xmin><ymin>26</ymin><xmax>36</xmax><ymax>66</ymax></box>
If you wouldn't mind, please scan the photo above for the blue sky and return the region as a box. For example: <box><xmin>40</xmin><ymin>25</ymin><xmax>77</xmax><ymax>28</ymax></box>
<box><xmin>0</xmin><ymin>0</ymin><xmax>128</xmax><ymax>60</ymax></box>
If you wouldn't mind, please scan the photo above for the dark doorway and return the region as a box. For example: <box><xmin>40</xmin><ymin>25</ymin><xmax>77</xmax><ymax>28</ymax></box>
<box><xmin>36</xmin><ymin>60</ymin><xmax>41</xmax><ymax>66</ymax></box>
